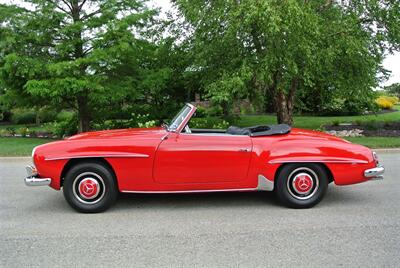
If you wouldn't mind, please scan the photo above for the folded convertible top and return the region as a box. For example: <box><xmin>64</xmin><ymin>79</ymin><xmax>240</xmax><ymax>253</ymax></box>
<box><xmin>226</xmin><ymin>124</ymin><xmax>291</xmax><ymax>137</ymax></box>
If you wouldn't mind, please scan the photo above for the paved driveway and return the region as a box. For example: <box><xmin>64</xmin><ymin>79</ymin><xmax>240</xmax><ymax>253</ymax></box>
<box><xmin>1</xmin><ymin>152</ymin><xmax>399</xmax><ymax>267</ymax></box>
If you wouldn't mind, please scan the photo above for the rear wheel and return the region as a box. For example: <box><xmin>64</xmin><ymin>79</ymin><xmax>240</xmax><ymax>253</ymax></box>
<box><xmin>275</xmin><ymin>163</ymin><xmax>328</xmax><ymax>208</ymax></box>
<box><xmin>63</xmin><ymin>161</ymin><xmax>118</xmax><ymax>213</ymax></box>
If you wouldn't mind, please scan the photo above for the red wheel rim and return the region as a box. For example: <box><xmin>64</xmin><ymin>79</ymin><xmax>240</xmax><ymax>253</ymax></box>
<box><xmin>292</xmin><ymin>173</ymin><xmax>313</xmax><ymax>194</ymax></box>
<box><xmin>78</xmin><ymin>178</ymin><xmax>100</xmax><ymax>199</ymax></box>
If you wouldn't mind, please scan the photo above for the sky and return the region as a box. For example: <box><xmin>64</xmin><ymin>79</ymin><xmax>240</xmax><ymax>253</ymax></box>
<box><xmin>1</xmin><ymin>0</ymin><xmax>399</xmax><ymax>87</ymax></box>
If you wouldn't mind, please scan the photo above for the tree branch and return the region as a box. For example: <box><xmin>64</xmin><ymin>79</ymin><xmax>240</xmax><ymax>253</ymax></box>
<box><xmin>82</xmin><ymin>46</ymin><xmax>93</xmax><ymax>55</ymax></box>
<box><xmin>79</xmin><ymin>0</ymin><xmax>88</xmax><ymax>11</ymax></box>
<box><xmin>60</xmin><ymin>0</ymin><xmax>73</xmax><ymax>13</ymax></box>
<box><xmin>81</xmin><ymin>9</ymin><xmax>102</xmax><ymax>20</ymax></box>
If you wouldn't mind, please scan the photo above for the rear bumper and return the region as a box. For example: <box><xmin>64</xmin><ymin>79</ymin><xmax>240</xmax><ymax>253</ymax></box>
<box><xmin>24</xmin><ymin>165</ymin><xmax>51</xmax><ymax>186</ymax></box>
<box><xmin>364</xmin><ymin>165</ymin><xmax>384</xmax><ymax>180</ymax></box>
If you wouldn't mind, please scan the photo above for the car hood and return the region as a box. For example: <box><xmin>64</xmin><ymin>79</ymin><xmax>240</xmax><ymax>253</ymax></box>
<box><xmin>67</xmin><ymin>127</ymin><xmax>167</xmax><ymax>140</ymax></box>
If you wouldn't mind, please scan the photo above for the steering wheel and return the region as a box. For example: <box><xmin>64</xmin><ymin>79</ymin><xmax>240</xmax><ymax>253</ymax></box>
<box><xmin>184</xmin><ymin>125</ymin><xmax>191</xmax><ymax>134</ymax></box>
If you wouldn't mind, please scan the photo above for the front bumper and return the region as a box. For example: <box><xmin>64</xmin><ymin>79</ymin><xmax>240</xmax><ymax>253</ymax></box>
<box><xmin>364</xmin><ymin>165</ymin><xmax>385</xmax><ymax>180</ymax></box>
<box><xmin>24</xmin><ymin>165</ymin><xmax>51</xmax><ymax>186</ymax></box>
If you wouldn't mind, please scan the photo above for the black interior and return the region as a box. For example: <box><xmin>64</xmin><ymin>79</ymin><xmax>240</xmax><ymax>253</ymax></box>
<box><xmin>190</xmin><ymin>124</ymin><xmax>291</xmax><ymax>137</ymax></box>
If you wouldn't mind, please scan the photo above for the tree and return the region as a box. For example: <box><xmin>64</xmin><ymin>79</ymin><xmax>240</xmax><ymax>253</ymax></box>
<box><xmin>0</xmin><ymin>0</ymin><xmax>159</xmax><ymax>132</ymax></box>
<box><xmin>385</xmin><ymin>82</ymin><xmax>400</xmax><ymax>98</ymax></box>
<box><xmin>174</xmin><ymin>0</ymin><xmax>400</xmax><ymax>125</ymax></box>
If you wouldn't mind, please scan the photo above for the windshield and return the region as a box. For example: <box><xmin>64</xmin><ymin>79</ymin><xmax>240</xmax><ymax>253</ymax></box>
<box><xmin>168</xmin><ymin>104</ymin><xmax>192</xmax><ymax>131</ymax></box>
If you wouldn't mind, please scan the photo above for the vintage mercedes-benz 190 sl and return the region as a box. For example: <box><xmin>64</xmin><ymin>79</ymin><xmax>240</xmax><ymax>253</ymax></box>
<box><xmin>25</xmin><ymin>103</ymin><xmax>384</xmax><ymax>213</ymax></box>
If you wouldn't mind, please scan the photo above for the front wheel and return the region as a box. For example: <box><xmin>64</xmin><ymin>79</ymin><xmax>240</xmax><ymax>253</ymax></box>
<box><xmin>63</xmin><ymin>161</ymin><xmax>118</xmax><ymax>213</ymax></box>
<box><xmin>275</xmin><ymin>163</ymin><xmax>328</xmax><ymax>208</ymax></box>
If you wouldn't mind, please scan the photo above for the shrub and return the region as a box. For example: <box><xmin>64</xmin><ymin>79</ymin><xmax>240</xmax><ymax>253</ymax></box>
<box><xmin>194</xmin><ymin>106</ymin><xmax>207</xmax><ymax>118</ymax></box>
<box><xmin>332</xmin><ymin>120</ymin><xmax>340</xmax><ymax>126</ymax></box>
<box><xmin>52</xmin><ymin>116</ymin><xmax>78</xmax><ymax>137</ymax></box>
<box><xmin>375</xmin><ymin>96</ymin><xmax>394</xmax><ymax>110</ymax></box>
<box><xmin>91</xmin><ymin>113</ymin><xmax>160</xmax><ymax>130</ymax></box>
<box><xmin>6</xmin><ymin>127</ymin><xmax>15</xmax><ymax>135</ymax></box>
<box><xmin>11</xmin><ymin>108</ymin><xmax>36</xmax><ymax>124</ymax></box>
<box><xmin>138</xmin><ymin>120</ymin><xmax>157</xmax><ymax>128</ymax></box>
<box><xmin>56</xmin><ymin>110</ymin><xmax>75</xmax><ymax>121</ymax></box>
<box><xmin>16</xmin><ymin>127</ymin><xmax>30</xmax><ymax>137</ymax></box>
<box><xmin>387</xmin><ymin>96</ymin><xmax>399</xmax><ymax>105</ymax></box>
<box><xmin>0</xmin><ymin>129</ymin><xmax>12</xmax><ymax>137</ymax></box>
<box><xmin>38</xmin><ymin>108</ymin><xmax>57</xmax><ymax>123</ymax></box>
<box><xmin>190</xmin><ymin>118</ymin><xmax>230</xmax><ymax>129</ymax></box>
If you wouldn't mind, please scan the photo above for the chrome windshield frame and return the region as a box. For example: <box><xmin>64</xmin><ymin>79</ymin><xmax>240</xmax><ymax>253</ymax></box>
<box><xmin>167</xmin><ymin>103</ymin><xmax>196</xmax><ymax>133</ymax></box>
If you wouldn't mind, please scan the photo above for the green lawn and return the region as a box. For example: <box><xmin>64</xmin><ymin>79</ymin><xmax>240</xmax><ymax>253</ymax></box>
<box><xmin>345</xmin><ymin>137</ymin><xmax>400</xmax><ymax>149</ymax></box>
<box><xmin>0</xmin><ymin>137</ymin><xmax>55</xmax><ymax>156</ymax></box>
<box><xmin>238</xmin><ymin>105</ymin><xmax>400</xmax><ymax>129</ymax></box>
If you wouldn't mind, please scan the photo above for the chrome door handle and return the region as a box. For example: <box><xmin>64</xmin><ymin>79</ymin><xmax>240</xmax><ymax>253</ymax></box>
<box><xmin>238</xmin><ymin>148</ymin><xmax>250</xmax><ymax>152</ymax></box>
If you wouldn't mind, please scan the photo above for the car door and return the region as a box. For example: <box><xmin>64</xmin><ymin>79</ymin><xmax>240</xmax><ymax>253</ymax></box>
<box><xmin>153</xmin><ymin>132</ymin><xmax>253</xmax><ymax>184</ymax></box>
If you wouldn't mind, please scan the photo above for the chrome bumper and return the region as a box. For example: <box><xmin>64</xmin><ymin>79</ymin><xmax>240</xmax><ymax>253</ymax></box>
<box><xmin>24</xmin><ymin>165</ymin><xmax>51</xmax><ymax>186</ymax></box>
<box><xmin>364</xmin><ymin>166</ymin><xmax>384</xmax><ymax>180</ymax></box>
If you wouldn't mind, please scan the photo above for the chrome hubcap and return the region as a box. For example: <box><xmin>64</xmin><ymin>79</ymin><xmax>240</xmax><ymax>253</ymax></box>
<box><xmin>78</xmin><ymin>178</ymin><xmax>100</xmax><ymax>199</ymax></box>
<box><xmin>72</xmin><ymin>172</ymin><xmax>106</xmax><ymax>204</ymax></box>
<box><xmin>287</xmin><ymin>167</ymin><xmax>319</xmax><ymax>200</ymax></box>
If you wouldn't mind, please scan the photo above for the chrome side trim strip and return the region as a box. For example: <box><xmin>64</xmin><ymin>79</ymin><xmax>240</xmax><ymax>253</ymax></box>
<box><xmin>45</xmin><ymin>153</ymin><xmax>149</xmax><ymax>161</ymax></box>
<box><xmin>268</xmin><ymin>159</ymin><xmax>368</xmax><ymax>164</ymax></box>
<box><xmin>122</xmin><ymin>175</ymin><xmax>274</xmax><ymax>194</ymax></box>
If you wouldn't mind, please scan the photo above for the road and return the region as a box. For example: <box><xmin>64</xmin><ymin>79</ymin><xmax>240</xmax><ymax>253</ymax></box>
<box><xmin>1</xmin><ymin>152</ymin><xmax>399</xmax><ymax>267</ymax></box>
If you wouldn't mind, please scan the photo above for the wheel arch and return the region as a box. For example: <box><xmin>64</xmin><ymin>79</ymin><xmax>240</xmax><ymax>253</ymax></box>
<box><xmin>274</xmin><ymin>162</ymin><xmax>334</xmax><ymax>184</ymax></box>
<box><xmin>60</xmin><ymin>158</ymin><xmax>118</xmax><ymax>188</ymax></box>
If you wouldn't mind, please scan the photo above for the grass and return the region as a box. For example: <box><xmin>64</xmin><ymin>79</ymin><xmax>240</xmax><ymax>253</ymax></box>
<box><xmin>0</xmin><ymin>137</ymin><xmax>55</xmax><ymax>156</ymax></box>
<box><xmin>238</xmin><ymin>105</ymin><xmax>400</xmax><ymax>129</ymax></box>
<box><xmin>345</xmin><ymin>137</ymin><xmax>400</xmax><ymax>149</ymax></box>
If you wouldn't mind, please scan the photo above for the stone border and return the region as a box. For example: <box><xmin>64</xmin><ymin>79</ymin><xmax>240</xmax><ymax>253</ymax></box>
<box><xmin>373</xmin><ymin>148</ymin><xmax>400</xmax><ymax>153</ymax></box>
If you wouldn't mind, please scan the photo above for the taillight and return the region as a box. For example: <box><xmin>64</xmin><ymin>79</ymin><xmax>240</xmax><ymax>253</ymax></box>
<box><xmin>372</xmin><ymin>151</ymin><xmax>379</xmax><ymax>165</ymax></box>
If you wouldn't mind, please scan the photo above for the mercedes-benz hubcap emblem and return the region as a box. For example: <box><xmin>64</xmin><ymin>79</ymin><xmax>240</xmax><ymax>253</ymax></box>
<box><xmin>79</xmin><ymin>178</ymin><xmax>99</xmax><ymax>199</ymax></box>
<box><xmin>293</xmin><ymin>173</ymin><xmax>313</xmax><ymax>194</ymax></box>
<box><xmin>298</xmin><ymin>177</ymin><xmax>310</xmax><ymax>191</ymax></box>
<box><xmin>83</xmin><ymin>183</ymin><xmax>95</xmax><ymax>195</ymax></box>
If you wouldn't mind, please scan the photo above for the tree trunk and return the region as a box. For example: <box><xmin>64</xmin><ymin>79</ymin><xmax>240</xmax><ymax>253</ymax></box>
<box><xmin>71</xmin><ymin>1</ymin><xmax>90</xmax><ymax>133</ymax></box>
<box><xmin>275</xmin><ymin>91</ymin><xmax>294</xmax><ymax>125</ymax></box>
<box><xmin>77</xmin><ymin>95</ymin><xmax>90</xmax><ymax>133</ymax></box>
<box><xmin>273</xmin><ymin>78</ymin><xmax>298</xmax><ymax>126</ymax></box>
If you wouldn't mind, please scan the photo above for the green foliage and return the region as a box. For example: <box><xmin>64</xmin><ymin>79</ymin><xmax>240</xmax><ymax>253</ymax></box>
<box><xmin>10</xmin><ymin>108</ymin><xmax>36</xmax><ymax>124</ymax></box>
<box><xmin>37</xmin><ymin>108</ymin><xmax>57</xmax><ymax>123</ymax></box>
<box><xmin>56</xmin><ymin>110</ymin><xmax>75</xmax><ymax>122</ymax></box>
<box><xmin>0</xmin><ymin>0</ymin><xmax>186</xmax><ymax>132</ymax></box>
<box><xmin>16</xmin><ymin>127</ymin><xmax>29</xmax><ymax>137</ymax></box>
<box><xmin>92</xmin><ymin>113</ymin><xmax>160</xmax><ymax>130</ymax></box>
<box><xmin>189</xmin><ymin>118</ymin><xmax>230</xmax><ymax>129</ymax></box>
<box><xmin>332</xmin><ymin>120</ymin><xmax>340</xmax><ymax>126</ymax></box>
<box><xmin>51</xmin><ymin>116</ymin><xmax>78</xmax><ymax>138</ymax></box>
<box><xmin>175</xmin><ymin>0</ymin><xmax>400</xmax><ymax>122</ymax></box>
<box><xmin>385</xmin><ymin>83</ymin><xmax>400</xmax><ymax>98</ymax></box>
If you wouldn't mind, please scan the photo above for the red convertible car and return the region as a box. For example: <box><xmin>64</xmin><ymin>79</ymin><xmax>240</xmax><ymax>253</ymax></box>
<box><xmin>25</xmin><ymin>103</ymin><xmax>384</xmax><ymax>213</ymax></box>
